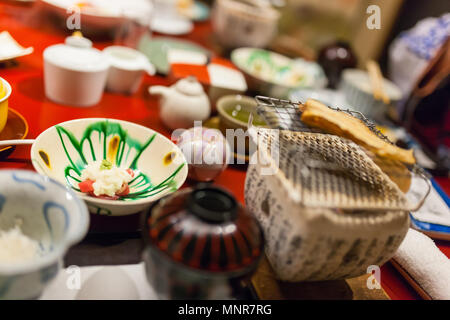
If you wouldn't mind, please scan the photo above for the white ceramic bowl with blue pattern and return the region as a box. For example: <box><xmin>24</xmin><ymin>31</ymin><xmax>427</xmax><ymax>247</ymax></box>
<box><xmin>0</xmin><ymin>170</ymin><xmax>89</xmax><ymax>299</ymax></box>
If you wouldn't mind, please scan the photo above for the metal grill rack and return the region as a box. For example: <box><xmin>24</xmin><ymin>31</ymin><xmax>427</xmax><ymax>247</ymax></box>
<box><xmin>251</xmin><ymin>95</ymin><xmax>431</xmax><ymax>211</ymax></box>
<box><xmin>255</xmin><ymin>96</ymin><xmax>394</xmax><ymax>143</ymax></box>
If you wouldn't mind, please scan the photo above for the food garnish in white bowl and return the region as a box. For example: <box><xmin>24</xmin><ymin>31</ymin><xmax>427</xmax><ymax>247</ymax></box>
<box><xmin>0</xmin><ymin>31</ymin><xmax>34</xmax><ymax>63</ymax></box>
<box><xmin>340</xmin><ymin>68</ymin><xmax>403</xmax><ymax>121</ymax></box>
<box><xmin>41</xmin><ymin>0</ymin><xmax>154</xmax><ymax>30</ymax></box>
<box><xmin>78</xmin><ymin>159</ymin><xmax>135</xmax><ymax>200</ymax></box>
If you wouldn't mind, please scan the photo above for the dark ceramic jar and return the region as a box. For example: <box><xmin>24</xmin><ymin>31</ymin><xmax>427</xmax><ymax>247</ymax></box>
<box><xmin>142</xmin><ymin>185</ymin><xmax>264</xmax><ymax>299</ymax></box>
<box><xmin>318</xmin><ymin>41</ymin><xmax>358</xmax><ymax>89</ymax></box>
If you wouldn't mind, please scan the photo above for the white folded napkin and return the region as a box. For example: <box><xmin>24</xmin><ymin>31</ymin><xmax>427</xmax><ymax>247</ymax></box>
<box><xmin>393</xmin><ymin>228</ymin><xmax>450</xmax><ymax>300</ymax></box>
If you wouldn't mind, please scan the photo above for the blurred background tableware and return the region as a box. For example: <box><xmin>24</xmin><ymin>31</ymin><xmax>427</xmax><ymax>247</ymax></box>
<box><xmin>39</xmin><ymin>0</ymin><xmax>153</xmax><ymax>32</ymax></box>
<box><xmin>245</xmin><ymin>128</ymin><xmax>412</xmax><ymax>282</ymax></box>
<box><xmin>150</xmin><ymin>15</ymin><xmax>193</xmax><ymax>36</ymax></box>
<box><xmin>112</xmin><ymin>10</ymin><xmax>153</xmax><ymax>49</ymax></box>
<box><xmin>211</xmin><ymin>0</ymin><xmax>280</xmax><ymax>50</ymax></box>
<box><xmin>142</xmin><ymin>185</ymin><xmax>264</xmax><ymax>299</ymax></box>
<box><xmin>30</xmin><ymin>118</ymin><xmax>188</xmax><ymax>216</ymax></box>
<box><xmin>231</xmin><ymin>47</ymin><xmax>327</xmax><ymax>98</ymax></box>
<box><xmin>5</xmin><ymin>0</ymin><xmax>35</xmax><ymax>4</ymax></box>
<box><xmin>386</xmin><ymin>13</ymin><xmax>450</xmax><ymax>177</ymax></box>
<box><xmin>0</xmin><ymin>170</ymin><xmax>89</xmax><ymax>299</ymax></box>
<box><xmin>216</xmin><ymin>95</ymin><xmax>267</xmax><ymax>163</ymax></box>
<box><xmin>317</xmin><ymin>41</ymin><xmax>358</xmax><ymax>89</ymax></box>
<box><xmin>177</xmin><ymin>0</ymin><xmax>210</xmax><ymax>22</ymax></box>
<box><xmin>289</xmin><ymin>88</ymin><xmax>352</xmax><ymax>110</ymax></box>
<box><xmin>168</xmin><ymin>54</ymin><xmax>247</xmax><ymax>111</ymax></box>
<box><xmin>0</xmin><ymin>31</ymin><xmax>33</xmax><ymax>63</ymax></box>
<box><xmin>408</xmin><ymin>178</ymin><xmax>450</xmax><ymax>241</ymax></box>
<box><xmin>137</xmin><ymin>36</ymin><xmax>211</xmax><ymax>75</ymax></box>
<box><xmin>0</xmin><ymin>77</ymin><xmax>12</xmax><ymax>134</ymax></box>
<box><xmin>149</xmin><ymin>76</ymin><xmax>211</xmax><ymax>130</ymax></box>
<box><xmin>0</xmin><ymin>108</ymin><xmax>29</xmax><ymax>159</ymax></box>
<box><xmin>43</xmin><ymin>33</ymin><xmax>109</xmax><ymax>107</ymax></box>
<box><xmin>341</xmin><ymin>68</ymin><xmax>403</xmax><ymax>122</ymax></box>
<box><xmin>175</xmin><ymin>126</ymin><xmax>231</xmax><ymax>182</ymax></box>
<box><xmin>102</xmin><ymin>45</ymin><xmax>155</xmax><ymax>95</ymax></box>
<box><xmin>206</xmin><ymin>63</ymin><xmax>248</xmax><ymax>112</ymax></box>
<box><xmin>150</xmin><ymin>0</ymin><xmax>193</xmax><ymax>35</ymax></box>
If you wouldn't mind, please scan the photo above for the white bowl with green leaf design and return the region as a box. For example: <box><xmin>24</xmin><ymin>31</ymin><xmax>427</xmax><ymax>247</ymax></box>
<box><xmin>30</xmin><ymin>118</ymin><xmax>188</xmax><ymax>216</ymax></box>
<box><xmin>231</xmin><ymin>48</ymin><xmax>327</xmax><ymax>98</ymax></box>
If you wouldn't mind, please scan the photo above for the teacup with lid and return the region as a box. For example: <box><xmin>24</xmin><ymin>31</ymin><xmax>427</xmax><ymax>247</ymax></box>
<box><xmin>43</xmin><ymin>32</ymin><xmax>109</xmax><ymax>107</ymax></box>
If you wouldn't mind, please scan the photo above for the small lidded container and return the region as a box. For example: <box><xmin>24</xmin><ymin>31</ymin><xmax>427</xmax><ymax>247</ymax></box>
<box><xmin>43</xmin><ymin>32</ymin><xmax>109</xmax><ymax>107</ymax></box>
<box><xmin>142</xmin><ymin>185</ymin><xmax>264</xmax><ymax>299</ymax></box>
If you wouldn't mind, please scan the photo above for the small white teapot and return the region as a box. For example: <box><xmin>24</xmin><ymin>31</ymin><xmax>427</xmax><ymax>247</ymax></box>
<box><xmin>149</xmin><ymin>77</ymin><xmax>211</xmax><ymax>130</ymax></box>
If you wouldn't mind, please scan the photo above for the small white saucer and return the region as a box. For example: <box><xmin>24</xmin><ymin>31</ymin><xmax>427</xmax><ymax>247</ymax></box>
<box><xmin>151</xmin><ymin>17</ymin><xmax>193</xmax><ymax>35</ymax></box>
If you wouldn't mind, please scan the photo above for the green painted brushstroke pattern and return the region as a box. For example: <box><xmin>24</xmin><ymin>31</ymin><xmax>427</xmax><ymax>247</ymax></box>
<box><xmin>55</xmin><ymin>120</ymin><xmax>184</xmax><ymax>201</ymax></box>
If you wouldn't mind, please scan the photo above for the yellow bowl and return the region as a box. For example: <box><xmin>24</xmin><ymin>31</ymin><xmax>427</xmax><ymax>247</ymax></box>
<box><xmin>0</xmin><ymin>77</ymin><xmax>12</xmax><ymax>133</ymax></box>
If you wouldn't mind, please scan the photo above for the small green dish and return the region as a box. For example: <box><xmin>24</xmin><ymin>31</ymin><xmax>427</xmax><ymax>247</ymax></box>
<box><xmin>216</xmin><ymin>95</ymin><xmax>267</xmax><ymax>163</ymax></box>
<box><xmin>137</xmin><ymin>36</ymin><xmax>210</xmax><ymax>75</ymax></box>
<box><xmin>216</xmin><ymin>95</ymin><xmax>267</xmax><ymax>132</ymax></box>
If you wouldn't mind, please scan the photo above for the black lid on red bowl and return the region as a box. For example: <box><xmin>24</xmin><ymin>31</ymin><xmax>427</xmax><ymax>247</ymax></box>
<box><xmin>186</xmin><ymin>187</ymin><xmax>238</xmax><ymax>223</ymax></box>
<box><xmin>145</xmin><ymin>185</ymin><xmax>264</xmax><ymax>274</ymax></box>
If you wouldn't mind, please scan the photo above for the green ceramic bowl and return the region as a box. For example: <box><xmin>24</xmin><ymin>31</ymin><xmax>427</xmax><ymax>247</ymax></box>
<box><xmin>216</xmin><ymin>95</ymin><xmax>267</xmax><ymax>132</ymax></box>
<box><xmin>31</xmin><ymin>118</ymin><xmax>188</xmax><ymax>216</ymax></box>
<box><xmin>216</xmin><ymin>95</ymin><xmax>267</xmax><ymax>163</ymax></box>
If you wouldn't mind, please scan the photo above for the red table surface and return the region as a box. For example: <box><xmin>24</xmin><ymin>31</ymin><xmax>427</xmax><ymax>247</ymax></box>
<box><xmin>0</xmin><ymin>2</ymin><xmax>449</xmax><ymax>300</ymax></box>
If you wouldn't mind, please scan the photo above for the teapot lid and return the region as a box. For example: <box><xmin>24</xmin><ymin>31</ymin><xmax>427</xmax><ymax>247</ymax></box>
<box><xmin>43</xmin><ymin>32</ymin><xmax>109</xmax><ymax>72</ymax></box>
<box><xmin>174</xmin><ymin>76</ymin><xmax>205</xmax><ymax>96</ymax></box>
<box><xmin>145</xmin><ymin>185</ymin><xmax>264</xmax><ymax>274</ymax></box>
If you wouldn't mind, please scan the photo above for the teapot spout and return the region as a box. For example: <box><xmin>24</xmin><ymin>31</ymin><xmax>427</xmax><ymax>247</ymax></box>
<box><xmin>149</xmin><ymin>85</ymin><xmax>169</xmax><ymax>97</ymax></box>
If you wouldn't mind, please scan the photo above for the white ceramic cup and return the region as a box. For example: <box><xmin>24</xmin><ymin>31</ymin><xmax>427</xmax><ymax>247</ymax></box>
<box><xmin>212</xmin><ymin>0</ymin><xmax>280</xmax><ymax>49</ymax></box>
<box><xmin>43</xmin><ymin>37</ymin><xmax>109</xmax><ymax>107</ymax></box>
<box><xmin>152</xmin><ymin>0</ymin><xmax>179</xmax><ymax>18</ymax></box>
<box><xmin>103</xmin><ymin>46</ymin><xmax>155</xmax><ymax>95</ymax></box>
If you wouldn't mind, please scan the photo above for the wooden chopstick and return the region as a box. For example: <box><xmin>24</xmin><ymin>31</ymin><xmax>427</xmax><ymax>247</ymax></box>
<box><xmin>390</xmin><ymin>259</ymin><xmax>432</xmax><ymax>300</ymax></box>
<box><xmin>366</xmin><ymin>60</ymin><xmax>390</xmax><ymax>105</ymax></box>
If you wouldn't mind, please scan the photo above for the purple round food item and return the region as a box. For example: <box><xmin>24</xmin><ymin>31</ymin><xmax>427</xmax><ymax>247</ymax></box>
<box><xmin>176</xmin><ymin>127</ymin><xmax>231</xmax><ymax>182</ymax></box>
